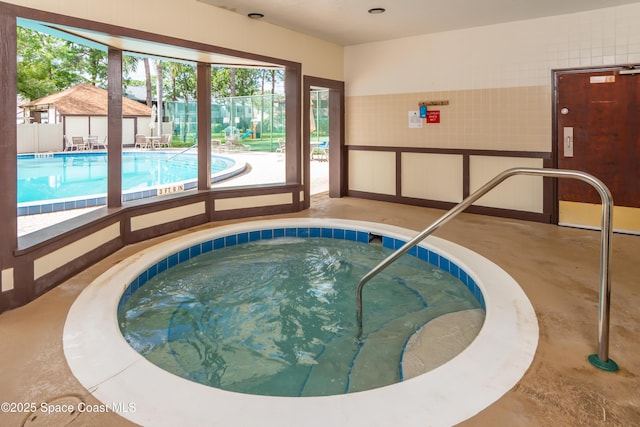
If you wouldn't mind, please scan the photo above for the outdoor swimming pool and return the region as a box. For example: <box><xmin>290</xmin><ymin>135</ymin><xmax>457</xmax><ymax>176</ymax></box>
<box><xmin>17</xmin><ymin>151</ymin><xmax>244</xmax><ymax>215</ymax></box>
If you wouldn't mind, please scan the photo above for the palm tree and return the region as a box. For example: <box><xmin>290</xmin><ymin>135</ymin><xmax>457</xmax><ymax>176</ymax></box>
<box><xmin>144</xmin><ymin>58</ymin><xmax>152</xmax><ymax>107</ymax></box>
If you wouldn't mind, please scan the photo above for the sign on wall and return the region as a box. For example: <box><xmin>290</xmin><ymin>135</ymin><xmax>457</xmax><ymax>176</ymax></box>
<box><xmin>408</xmin><ymin>111</ymin><xmax>423</xmax><ymax>128</ymax></box>
<box><xmin>426</xmin><ymin>110</ymin><xmax>440</xmax><ymax>124</ymax></box>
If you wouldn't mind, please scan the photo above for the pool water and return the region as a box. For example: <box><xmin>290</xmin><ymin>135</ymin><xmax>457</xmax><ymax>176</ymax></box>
<box><xmin>17</xmin><ymin>152</ymin><xmax>234</xmax><ymax>203</ymax></box>
<box><xmin>118</xmin><ymin>237</ymin><xmax>483</xmax><ymax>397</ymax></box>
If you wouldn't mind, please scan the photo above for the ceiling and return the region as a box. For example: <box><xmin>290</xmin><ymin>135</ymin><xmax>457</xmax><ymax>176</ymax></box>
<box><xmin>199</xmin><ymin>0</ymin><xmax>640</xmax><ymax>45</ymax></box>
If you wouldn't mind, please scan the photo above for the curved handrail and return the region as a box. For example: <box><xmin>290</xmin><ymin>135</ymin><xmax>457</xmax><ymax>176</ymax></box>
<box><xmin>355</xmin><ymin>167</ymin><xmax>618</xmax><ymax>371</ymax></box>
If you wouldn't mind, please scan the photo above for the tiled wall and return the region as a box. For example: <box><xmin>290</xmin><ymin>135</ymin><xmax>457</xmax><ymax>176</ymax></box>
<box><xmin>346</xmin><ymin>86</ymin><xmax>551</xmax><ymax>151</ymax></box>
<box><xmin>345</xmin><ymin>3</ymin><xmax>640</xmax><ymax>150</ymax></box>
<box><xmin>345</xmin><ymin>4</ymin><xmax>640</xmax><ymax>96</ymax></box>
<box><xmin>343</xmin><ymin>3</ymin><xmax>640</xmax><ymax>212</ymax></box>
<box><xmin>344</xmin><ymin>87</ymin><xmax>549</xmax><ymax>211</ymax></box>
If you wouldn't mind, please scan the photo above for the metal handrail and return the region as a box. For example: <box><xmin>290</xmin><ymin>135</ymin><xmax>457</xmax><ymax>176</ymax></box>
<box><xmin>167</xmin><ymin>143</ymin><xmax>198</xmax><ymax>160</ymax></box>
<box><xmin>355</xmin><ymin>167</ymin><xmax>618</xmax><ymax>371</ymax></box>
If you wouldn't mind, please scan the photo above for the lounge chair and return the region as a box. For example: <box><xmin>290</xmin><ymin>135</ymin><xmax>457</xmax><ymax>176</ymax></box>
<box><xmin>276</xmin><ymin>139</ymin><xmax>286</xmax><ymax>153</ymax></box>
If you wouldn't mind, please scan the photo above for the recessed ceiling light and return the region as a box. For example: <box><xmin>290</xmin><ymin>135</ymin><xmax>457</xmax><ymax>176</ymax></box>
<box><xmin>368</xmin><ymin>8</ymin><xmax>386</xmax><ymax>14</ymax></box>
<box><xmin>247</xmin><ymin>12</ymin><xmax>264</xmax><ymax>19</ymax></box>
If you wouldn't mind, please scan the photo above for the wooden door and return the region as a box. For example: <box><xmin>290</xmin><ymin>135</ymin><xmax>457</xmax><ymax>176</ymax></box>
<box><xmin>556</xmin><ymin>69</ymin><xmax>640</xmax><ymax>234</ymax></box>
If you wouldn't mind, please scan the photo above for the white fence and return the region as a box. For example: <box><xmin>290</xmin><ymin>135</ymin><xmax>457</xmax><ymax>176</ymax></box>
<box><xmin>17</xmin><ymin>117</ymin><xmax>171</xmax><ymax>153</ymax></box>
<box><xmin>17</xmin><ymin>123</ymin><xmax>63</xmax><ymax>153</ymax></box>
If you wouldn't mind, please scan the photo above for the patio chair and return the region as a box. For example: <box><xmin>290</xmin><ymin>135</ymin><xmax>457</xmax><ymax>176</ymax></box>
<box><xmin>86</xmin><ymin>135</ymin><xmax>99</xmax><ymax>149</ymax></box>
<box><xmin>312</xmin><ymin>141</ymin><xmax>328</xmax><ymax>161</ymax></box>
<box><xmin>159</xmin><ymin>133</ymin><xmax>172</xmax><ymax>148</ymax></box>
<box><xmin>134</xmin><ymin>134</ymin><xmax>148</xmax><ymax>149</ymax></box>
<box><xmin>93</xmin><ymin>136</ymin><xmax>107</xmax><ymax>149</ymax></box>
<box><xmin>211</xmin><ymin>139</ymin><xmax>223</xmax><ymax>152</ymax></box>
<box><xmin>63</xmin><ymin>135</ymin><xmax>76</xmax><ymax>151</ymax></box>
<box><xmin>229</xmin><ymin>140</ymin><xmax>250</xmax><ymax>151</ymax></box>
<box><xmin>71</xmin><ymin>136</ymin><xmax>89</xmax><ymax>151</ymax></box>
<box><xmin>275</xmin><ymin>139</ymin><xmax>286</xmax><ymax>153</ymax></box>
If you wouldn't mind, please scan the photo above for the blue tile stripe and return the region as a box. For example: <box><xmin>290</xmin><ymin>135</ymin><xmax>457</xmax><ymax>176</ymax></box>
<box><xmin>117</xmin><ymin>227</ymin><xmax>486</xmax><ymax>313</ymax></box>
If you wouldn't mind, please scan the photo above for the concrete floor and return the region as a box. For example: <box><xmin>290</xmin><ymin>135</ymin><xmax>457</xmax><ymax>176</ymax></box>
<box><xmin>1</xmin><ymin>194</ymin><xmax>639</xmax><ymax>426</ymax></box>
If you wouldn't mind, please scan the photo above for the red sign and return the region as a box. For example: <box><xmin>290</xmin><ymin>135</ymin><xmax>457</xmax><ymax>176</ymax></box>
<box><xmin>426</xmin><ymin>110</ymin><xmax>440</xmax><ymax>123</ymax></box>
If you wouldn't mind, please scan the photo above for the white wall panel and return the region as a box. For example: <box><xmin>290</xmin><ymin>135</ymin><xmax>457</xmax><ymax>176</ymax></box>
<box><xmin>130</xmin><ymin>202</ymin><xmax>206</xmax><ymax>231</ymax></box>
<box><xmin>348</xmin><ymin>150</ymin><xmax>396</xmax><ymax>195</ymax></box>
<box><xmin>215</xmin><ymin>193</ymin><xmax>293</xmax><ymax>211</ymax></box>
<box><xmin>469</xmin><ymin>156</ymin><xmax>544</xmax><ymax>212</ymax></box>
<box><xmin>401</xmin><ymin>153</ymin><xmax>463</xmax><ymax>202</ymax></box>
<box><xmin>34</xmin><ymin>222</ymin><xmax>121</xmax><ymax>279</ymax></box>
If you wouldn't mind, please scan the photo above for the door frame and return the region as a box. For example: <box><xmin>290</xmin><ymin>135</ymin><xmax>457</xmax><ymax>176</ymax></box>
<box><xmin>551</xmin><ymin>64</ymin><xmax>632</xmax><ymax>225</ymax></box>
<box><xmin>303</xmin><ymin>76</ymin><xmax>345</xmax><ymax>208</ymax></box>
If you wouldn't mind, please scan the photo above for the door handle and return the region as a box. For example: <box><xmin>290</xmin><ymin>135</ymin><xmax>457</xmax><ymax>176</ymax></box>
<box><xmin>563</xmin><ymin>127</ymin><xmax>574</xmax><ymax>157</ymax></box>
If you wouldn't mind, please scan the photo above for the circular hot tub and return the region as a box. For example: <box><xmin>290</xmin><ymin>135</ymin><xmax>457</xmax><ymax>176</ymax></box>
<box><xmin>64</xmin><ymin>218</ymin><xmax>539</xmax><ymax>426</ymax></box>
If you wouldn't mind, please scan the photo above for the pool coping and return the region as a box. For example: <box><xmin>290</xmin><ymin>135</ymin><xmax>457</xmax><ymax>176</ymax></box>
<box><xmin>63</xmin><ymin>218</ymin><xmax>539</xmax><ymax>427</ymax></box>
<box><xmin>17</xmin><ymin>151</ymin><xmax>246</xmax><ymax>216</ymax></box>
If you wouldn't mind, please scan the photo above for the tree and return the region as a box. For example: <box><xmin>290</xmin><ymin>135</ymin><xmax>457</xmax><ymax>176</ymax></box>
<box><xmin>155</xmin><ymin>60</ymin><xmax>164</xmax><ymax>137</ymax></box>
<box><xmin>144</xmin><ymin>58</ymin><xmax>152</xmax><ymax>107</ymax></box>
<box><xmin>17</xmin><ymin>27</ymin><xmax>85</xmax><ymax>100</ymax></box>
<box><xmin>164</xmin><ymin>62</ymin><xmax>196</xmax><ymax>102</ymax></box>
<box><xmin>211</xmin><ymin>67</ymin><xmax>264</xmax><ymax>97</ymax></box>
<box><xmin>65</xmin><ymin>44</ymin><xmax>108</xmax><ymax>87</ymax></box>
<box><xmin>260</xmin><ymin>69</ymin><xmax>284</xmax><ymax>95</ymax></box>
<box><xmin>18</xmin><ymin>27</ymin><xmax>140</xmax><ymax>100</ymax></box>
<box><xmin>163</xmin><ymin>62</ymin><xmax>197</xmax><ymax>141</ymax></box>
<box><xmin>230</xmin><ymin>68</ymin><xmax>237</xmax><ymax>97</ymax></box>
<box><xmin>269</xmin><ymin>70</ymin><xmax>284</xmax><ymax>94</ymax></box>
<box><xmin>234</xmin><ymin>69</ymin><xmax>262</xmax><ymax>96</ymax></box>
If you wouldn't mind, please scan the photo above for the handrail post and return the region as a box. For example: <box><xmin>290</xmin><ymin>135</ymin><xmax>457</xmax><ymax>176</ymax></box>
<box><xmin>355</xmin><ymin>167</ymin><xmax>618</xmax><ymax>371</ymax></box>
<box><xmin>588</xmin><ymin>180</ymin><xmax>618</xmax><ymax>371</ymax></box>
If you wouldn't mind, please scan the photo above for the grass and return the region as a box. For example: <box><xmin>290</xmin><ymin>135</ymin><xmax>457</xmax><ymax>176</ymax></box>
<box><xmin>170</xmin><ymin>138</ymin><xmax>283</xmax><ymax>152</ymax></box>
<box><xmin>169</xmin><ymin>133</ymin><xmax>328</xmax><ymax>152</ymax></box>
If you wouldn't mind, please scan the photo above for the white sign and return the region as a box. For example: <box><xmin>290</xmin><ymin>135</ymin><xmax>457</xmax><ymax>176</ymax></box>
<box><xmin>590</xmin><ymin>75</ymin><xmax>615</xmax><ymax>84</ymax></box>
<box><xmin>157</xmin><ymin>183</ymin><xmax>185</xmax><ymax>196</ymax></box>
<box><xmin>408</xmin><ymin>111</ymin><xmax>423</xmax><ymax>128</ymax></box>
